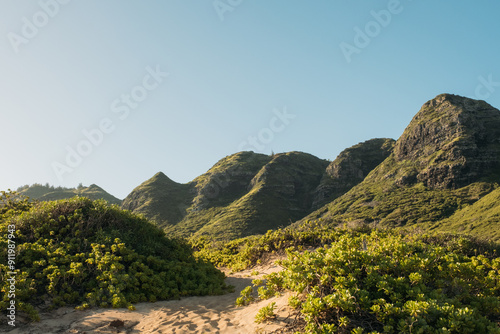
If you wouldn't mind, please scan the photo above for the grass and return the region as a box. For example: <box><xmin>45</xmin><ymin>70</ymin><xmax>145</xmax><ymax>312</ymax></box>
<box><xmin>432</xmin><ymin>187</ymin><xmax>500</xmax><ymax>242</ymax></box>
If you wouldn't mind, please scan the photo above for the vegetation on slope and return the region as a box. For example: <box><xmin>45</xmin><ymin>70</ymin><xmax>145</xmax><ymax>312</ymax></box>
<box><xmin>182</xmin><ymin>151</ymin><xmax>329</xmax><ymax>241</ymax></box>
<box><xmin>17</xmin><ymin>183</ymin><xmax>122</xmax><ymax>205</ymax></box>
<box><xmin>123</xmin><ymin>143</ymin><xmax>400</xmax><ymax>242</ymax></box>
<box><xmin>136</xmin><ymin>151</ymin><xmax>329</xmax><ymax>241</ymax></box>
<box><xmin>231</xmin><ymin>227</ymin><xmax>500</xmax><ymax>333</ymax></box>
<box><xmin>190</xmin><ymin>151</ymin><xmax>273</xmax><ymax>209</ymax></box>
<box><xmin>121</xmin><ymin>172</ymin><xmax>194</xmax><ymax>227</ymax></box>
<box><xmin>166</xmin><ymin>151</ymin><xmax>273</xmax><ymax>238</ymax></box>
<box><xmin>432</xmin><ymin>187</ymin><xmax>500</xmax><ymax>242</ymax></box>
<box><xmin>122</xmin><ymin>151</ymin><xmax>273</xmax><ymax>235</ymax></box>
<box><xmin>0</xmin><ymin>192</ymin><xmax>228</xmax><ymax>321</ymax></box>
<box><xmin>304</xmin><ymin>177</ymin><xmax>496</xmax><ymax>232</ymax></box>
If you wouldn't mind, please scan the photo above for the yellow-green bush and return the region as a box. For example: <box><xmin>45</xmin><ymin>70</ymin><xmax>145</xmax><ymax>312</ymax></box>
<box><xmin>192</xmin><ymin>220</ymin><xmax>361</xmax><ymax>271</ymax></box>
<box><xmin>0</xmin><ymin>192</ymin><xmax>228</xmax><ymax>320</ymax></box>
<box><xmin>246</xmin><ymin>230</ymin><xmax>500</xmax><ymax>333</ymax></box>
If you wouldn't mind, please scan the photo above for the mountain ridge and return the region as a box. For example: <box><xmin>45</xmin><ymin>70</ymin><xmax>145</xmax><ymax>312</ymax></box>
<box><xmin>296</xmin><ymin>94</ymin><xmax>500</xmax><ymax>242</ymax></box>
<box><xmin>8</xmin><ymin>93</ymin><xmax>500</xmax><ymax>243</ymax></box>
<box><xmin>122</xmin><ymin>151</ymin><xmax>331</xmax><ymax>240</ymax></box>
<box><xmin>16</xmin><ymin>183</ymin><xmax>122</xmax><ymax>205</ymax></box>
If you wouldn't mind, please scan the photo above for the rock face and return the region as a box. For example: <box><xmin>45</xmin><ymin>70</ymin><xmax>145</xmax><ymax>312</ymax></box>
<box><xmin>394</xmin><ymin>94</ymin><xmax>500</xmax><ymax>189</ymax></box>
<box><xmin>312</xmin><ymin>138</ymin><xmax>395</xmax><ymax>209</ymax></box>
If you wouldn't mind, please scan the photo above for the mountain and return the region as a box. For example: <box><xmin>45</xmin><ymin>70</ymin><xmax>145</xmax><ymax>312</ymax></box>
<box><xmin>19</xmin><ymin>93</ymin><xmax>499</xmax><ymax>243</ymax></box>
<box><xmin>122</xmin><ymin>151</ymin><xmax>333</xmax><ymax>240</ymax></box>
<box><xmin>16</xmin><ymin>183</ymin><xmax>122</xmax><ymax>205</ymax></box>
<box><xmin>122</xmin><ymin>152</ymin><xmax>271</xmax><ymax>230</ymax></box>
<box><xmin>298</xmin><ymin>94</ymin><xmax>500</xmax><ymax>240</ymax></box>
<box><xmin>393</xmin><ymin>93</ymin><xmax>500</xmax><ymax>188</ymax></box>
<box><xmin>184</xmin><ymin>151</ymin><xmax>329</xmax><ymax>240</ymax></box>
<box><xmin>312</xmin><ymin>138</ymin><xmax>395</xmax><ymax>209</ymax></box>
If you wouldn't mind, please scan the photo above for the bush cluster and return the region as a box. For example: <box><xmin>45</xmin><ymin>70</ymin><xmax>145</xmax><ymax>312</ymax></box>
<box><xmin>191</xmin><ymin>220</ymin><xmax>357</xmax><ymax>271</ymax></box>
<box><xmin>245</xmin><ymin>229</ymin><xmax>500</xmax><ymax>333</ymax></box>
<box><xmin>0</xmin><ymin>193</ymin><xmax>228</xmax><ymax>320</ymax></box>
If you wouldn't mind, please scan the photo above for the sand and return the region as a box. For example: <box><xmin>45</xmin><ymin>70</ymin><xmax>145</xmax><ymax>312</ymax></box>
<box><xmin>3</xmin><ymin>257</ymin><xmax>296</xmax><ymax>334</ymax></box>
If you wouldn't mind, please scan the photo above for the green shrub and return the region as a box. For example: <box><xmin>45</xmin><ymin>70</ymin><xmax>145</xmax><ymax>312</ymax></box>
<box><xmin>192</xmin><ymin>220</ymin><xmax>366</xmax><ymax>271</ymax></box>
<box><xmin>255</xmin><ymin>302</ymin><xmax>276</xmax><ymax>323</ymax></box>
<box><xmin>0</xmin><ymin>195</ymin><xmax>229</xmax><ymax>320</ymax></box>
<box><xmin>248</xmin><ymin>230</ymin><xmax>500</xmax><ymax>333</ymax></box>
<box><xmin>236</xmin><ymin>286</ymin><xmax>254</xmax><ymax>306</ymax></box>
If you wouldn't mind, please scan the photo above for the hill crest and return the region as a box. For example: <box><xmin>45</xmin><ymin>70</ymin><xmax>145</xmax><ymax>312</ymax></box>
<box><xmin>16</xmin><ymin>183</ymin><xmax>122</xmax><ymax>205</ymax></box>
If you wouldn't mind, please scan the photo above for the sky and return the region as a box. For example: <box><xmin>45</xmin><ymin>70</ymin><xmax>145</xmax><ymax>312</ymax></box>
<box><xmin>1</xmin><ymin>1</ymin><xmax>500</xmax><ymax>199</ymax></box>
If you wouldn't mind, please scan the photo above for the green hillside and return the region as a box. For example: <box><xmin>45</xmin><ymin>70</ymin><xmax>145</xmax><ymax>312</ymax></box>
<box><xmin>121</xmin><ymin>151</ymin><xmax>272</xmax><ymax>231</ymax></box>
<box><xmin>180</xmin><ymin>151</ymin><xmax>329</xmax><ymax>240</ymax></box>
<box><xmin>121</xmin><ymin>172</ymin><xmax>194</xmax><ymax>226</ymax></box>
<box><xmin>17</xmin><ymin>183</ymin><xmax>122</xmax><ymax>205</ymax></box>
<box><xmin>432</xmin><ymin>187</ymin><xmax>500</xmax><ymax>241</ymax></box>
<box><xmin>122</xmin><ymin>151</ymin><xmax>333</xmax><ymax>241</ymax></box>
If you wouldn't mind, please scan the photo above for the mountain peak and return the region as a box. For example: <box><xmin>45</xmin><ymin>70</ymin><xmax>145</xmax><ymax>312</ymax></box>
<box><xmin>416</xmin><ymin>93</ymin><xmax>492</xmax><ymax>118</ymax></box>
<box><xmin>394</xmin><ymin>94</ymin><xmax>500</xmax><ymax>188</ymax></box>
<box><xmin>299</xmin><ymin>94</ymin><xmax>500</xmax><ymax>233</ymax></box>
<box><xmin>153</xmin><ymin>171</ymin><xmax>167</xmax><ymax>179</ymax></box>
<box><xmin>149</xmin><ymin>172</ymin><xmax>177</xmax><ymax>184</ymax></box>
<box><xmin>425</xmin><ymin>93</ymin><xmax>468</xmax><ymax>106</ymax></box>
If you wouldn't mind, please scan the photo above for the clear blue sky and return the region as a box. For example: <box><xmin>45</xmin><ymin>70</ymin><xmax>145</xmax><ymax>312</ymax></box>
<box><xmin>1</xmin><ymin>1</ymin><xmax>500</xmax><ymax>199</ymax></box>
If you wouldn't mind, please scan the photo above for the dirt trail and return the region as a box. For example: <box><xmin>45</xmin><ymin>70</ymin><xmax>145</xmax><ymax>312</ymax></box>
<box><xmin>5</xmin><ymin>257</ymin><xmax>295</xmax><ymax>334</ymax></box>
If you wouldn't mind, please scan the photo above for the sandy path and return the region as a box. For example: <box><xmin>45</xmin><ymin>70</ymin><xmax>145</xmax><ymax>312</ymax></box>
<box><xmin>4</xmin><ymin>257</ymin><xmax>295</xmax><ymax>334</ymax></box>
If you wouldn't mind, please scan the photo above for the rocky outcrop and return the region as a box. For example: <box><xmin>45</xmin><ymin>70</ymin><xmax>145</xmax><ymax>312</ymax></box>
<box><xmin>312</xmin><ymin>138</ymin><xmax>395</xmax><ymax>209</ymax></box>
<box><xmin>394</xmin><ymin>94</ymin><xmax>500</xmax><ymax>189</ymax></box>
